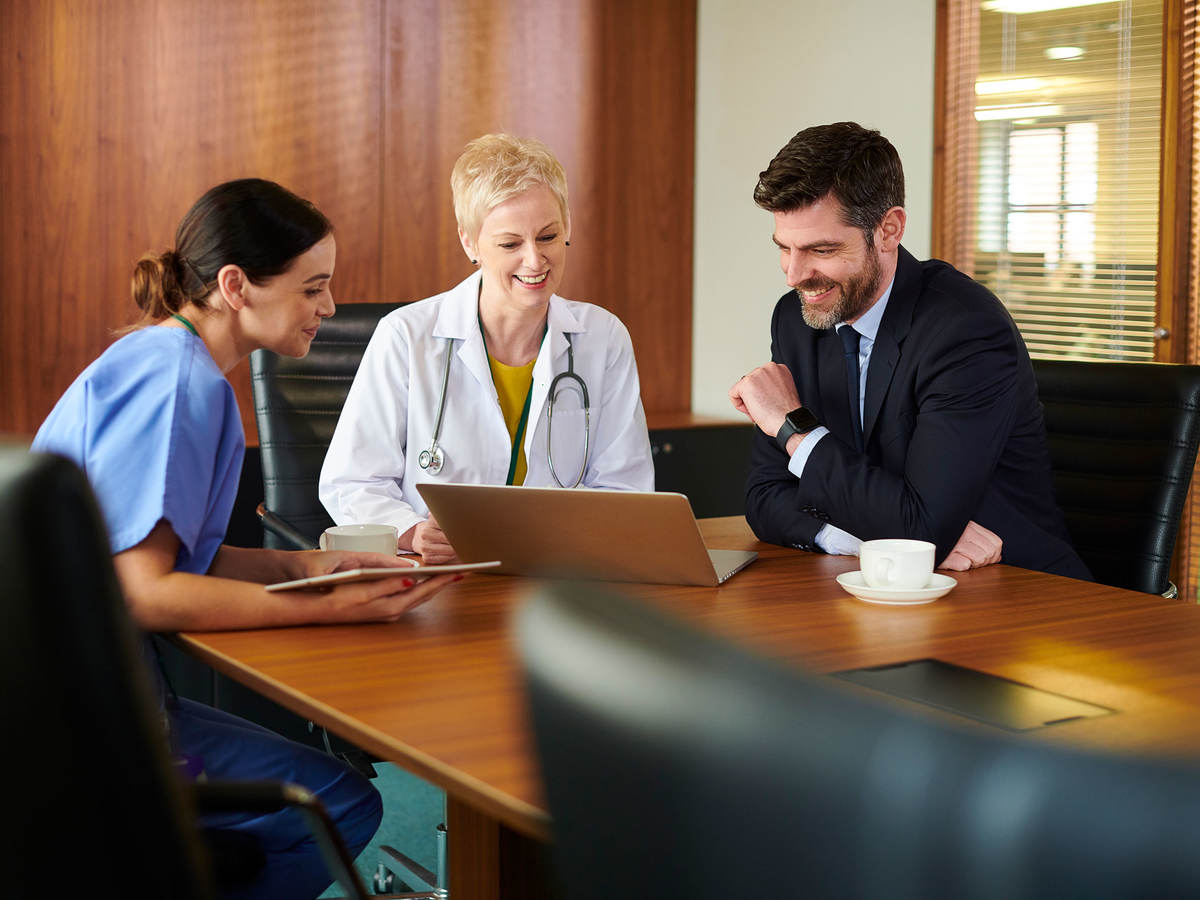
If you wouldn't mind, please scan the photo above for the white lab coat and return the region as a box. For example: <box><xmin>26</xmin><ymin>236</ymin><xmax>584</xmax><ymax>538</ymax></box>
<box><xmin>319</xmin><ymin>271</ymin><xmax>655</xmax><ymax>537</ymax></box>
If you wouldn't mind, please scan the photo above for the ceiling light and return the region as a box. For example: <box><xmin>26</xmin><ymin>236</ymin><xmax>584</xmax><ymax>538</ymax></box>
<box><xmin>983</xmin><ymin>0</ymin><xmax>1115</xmax><ymax>12</ymax></box>
<box><xmin>974</xmin><ymin>104</ymin><xmax>1064</xmax><ymax>121</ymax></box>
<box><xmin>976</xmin><ymin>77</ymin><xmax>1048</xmax><ymax>95</ymax></box>
<box><xmin>1044</xmin><ymin>46</ymin><xmax>1085</xmax><ymax>60</ymax></box>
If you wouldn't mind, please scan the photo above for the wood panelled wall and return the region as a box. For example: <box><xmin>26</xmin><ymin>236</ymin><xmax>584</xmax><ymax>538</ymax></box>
<box><xmin>0</xmin><ymin>0</ymin><xmax>695</xmax><ymax>440</ymax></box>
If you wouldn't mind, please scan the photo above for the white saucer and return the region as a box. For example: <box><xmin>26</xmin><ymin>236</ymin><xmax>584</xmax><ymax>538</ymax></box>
<box><xmin>835</xmin><ymin>571</ymin><xmax>957</xmax><ymax>605</ymax></box>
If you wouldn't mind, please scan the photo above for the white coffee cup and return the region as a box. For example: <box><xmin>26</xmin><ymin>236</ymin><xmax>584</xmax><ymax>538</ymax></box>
<box><xmin>859</xmin><ymin>539</ymin><xmax>935</xmax><ymax>590</ymax></box>
<box><xmin>318</xmin><ymin>524</ymin><xmax>399</xmax><ymax>555</ymax></box>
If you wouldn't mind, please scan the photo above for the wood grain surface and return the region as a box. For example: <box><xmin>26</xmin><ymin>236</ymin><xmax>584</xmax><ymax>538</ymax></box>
<box><xmin>0</xmin><ymin>0</ymin><xmax>696</xmax><ymax>442</ymax></box>
<box><xmin>176</xmin><ymin>516</ymin><xmax>1200</xmax><ymax>846</ymax></box>
<box><xmin>379</xmin><ymin>0</ymin><xmax>695</xmax><ymax>414</ymax></box>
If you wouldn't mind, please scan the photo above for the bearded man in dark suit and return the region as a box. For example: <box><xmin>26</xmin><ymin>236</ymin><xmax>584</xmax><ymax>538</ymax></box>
<box><xmin>729</xmin><ymin>122</ymin><xmax>1090</xmax><ymax>579</ymax></box>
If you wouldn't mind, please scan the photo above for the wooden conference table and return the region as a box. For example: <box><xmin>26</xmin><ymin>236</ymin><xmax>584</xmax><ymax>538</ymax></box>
<box><xmin>176</xmin><ymin>517</ymin><xmax>1200</xmax><ymax>898</ymax></box>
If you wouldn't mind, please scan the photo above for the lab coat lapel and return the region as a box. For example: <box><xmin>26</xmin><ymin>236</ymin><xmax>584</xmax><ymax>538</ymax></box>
<box><xmin>431</xmin><ymin>272</ymin><xmax>494</xmax><ymax>393</ymax></box>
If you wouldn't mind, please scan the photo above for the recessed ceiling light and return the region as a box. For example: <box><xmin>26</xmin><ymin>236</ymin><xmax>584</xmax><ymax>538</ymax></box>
<box><xmin>983</xmin><ymin>0</ymin><xmax>1115</xmax><ymax>12</ymax></box>
<box><xmin>976</xmin><ymin>77</ymin><xmax>1048</xmax><ymax>95</ymax></box>
<box><xmin>974</xmin><ymin>104</ymin><xmax>1064</xmax><ymax>121</ymax></box>
<box><xmin>1044</xmin><ymin>45</ymin><xmax>1085</xmax><ymax>60</ymax></box>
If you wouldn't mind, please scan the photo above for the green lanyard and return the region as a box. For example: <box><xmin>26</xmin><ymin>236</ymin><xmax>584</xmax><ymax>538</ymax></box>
<box><xmin>505</xmin><ymin>385</ymin><xmax>535</xmax><ymax>486</ymax></box>
<box><xmin>171</xmin><ymin>313</ymin><xmax>199</xmax><ymax>336</ymax></box>
<box><xmin>480</xmin><ymin>314</ymin><xmax>542</xmax><ymax>485</ymax></box>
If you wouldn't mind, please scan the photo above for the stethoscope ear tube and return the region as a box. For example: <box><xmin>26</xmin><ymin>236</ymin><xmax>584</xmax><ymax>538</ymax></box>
<box><xmin>418</xmin><ymin>337</ymin><xmax>456</xmax><ymax>474</ymax></box>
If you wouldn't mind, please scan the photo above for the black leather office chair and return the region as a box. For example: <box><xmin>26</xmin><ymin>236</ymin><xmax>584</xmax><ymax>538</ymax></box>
<box><xmin>250</xmin><ymin>302</ymin><xmax>404</xmax><ymax>549</ymax></box>
<box><xmin>252</xmin><ymin>306</ymin><xmax>446</xmax><ymax>895</ymax></box>
<box><xmin>1033</xmin><ymin>359</ymin><xmax>1200</xmax><ymax>596</ymax></box>
<box><xmin>517</xmin><ymin>581</ymin><xmax>1200</xmax><ymax>899</ymax></box>
<box><xmin>0</xmin><ymin>449</ymin><xmax>371</xmax><ymax>898</ymax></box>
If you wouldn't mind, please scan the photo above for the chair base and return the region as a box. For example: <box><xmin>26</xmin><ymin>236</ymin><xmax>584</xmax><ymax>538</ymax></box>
<box><xmin>374</xmin><ymin>823</ymin><xmax>447</xmax><ymax>898</ymax></box>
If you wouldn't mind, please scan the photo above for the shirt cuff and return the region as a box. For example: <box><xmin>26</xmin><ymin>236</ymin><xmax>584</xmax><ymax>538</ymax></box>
<box><xmin>815</xmin><ymin>523</ymin><xmax>863</xmax><ymax>556</ymax></box>
<box><xmin>785</xmin><ymin>426</ymin><xmax>829</xmax><ymax>479</ymax></box>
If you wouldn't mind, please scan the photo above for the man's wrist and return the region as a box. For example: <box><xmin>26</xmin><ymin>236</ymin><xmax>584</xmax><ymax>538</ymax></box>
<box><xmin>775</xmin><ymin>406</ymin><xmax>820</xmax><ymax>451</ymax></box>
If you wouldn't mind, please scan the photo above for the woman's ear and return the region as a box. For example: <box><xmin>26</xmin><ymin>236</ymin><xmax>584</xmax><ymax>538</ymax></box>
<box><xmin>216</xmin><ymin>264</ymin><xmax>248</xmax><ymax>310</ymax></box>
<box><xmin>458</xmin><ymin>227</ymin><xmax>478</xmax><ymax>265</ymax></box>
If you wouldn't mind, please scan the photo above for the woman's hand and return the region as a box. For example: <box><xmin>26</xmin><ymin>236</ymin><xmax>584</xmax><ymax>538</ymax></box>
<box><xmin>288</xmin><ymin>549</ymin><xmax>419</xmax><ymax>580</ymax></box>
<box><xmin>267</xmin><ymin>547</ymin><xmax>463</xmax><ymax>624</ymax></box>
<box><xmin>402</xmin><ymin>516</ymin><xmax>459</xmax><ymax>564</ymax></box>
<box><xmin>281</xmin><ymin>549</ymin><xmax>464</xmax><ymax>622</ymax></box>
<box><xmin>316</xmin><ymin>571</ymin><xmax>461</xmax><ymax>623</ymax></box>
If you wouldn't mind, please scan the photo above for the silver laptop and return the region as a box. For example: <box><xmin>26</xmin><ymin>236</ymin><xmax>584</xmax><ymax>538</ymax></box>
<box><xmin>416</xmin><ymin>483</ymin><xmax>757</xmax><ymax>587</ymax></box>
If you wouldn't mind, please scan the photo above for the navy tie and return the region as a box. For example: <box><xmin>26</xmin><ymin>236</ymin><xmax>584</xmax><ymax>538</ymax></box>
<box><xmin>839</xmin><ymin>325</ymin><xmax>864</xmax><ymax>452</ymax></box>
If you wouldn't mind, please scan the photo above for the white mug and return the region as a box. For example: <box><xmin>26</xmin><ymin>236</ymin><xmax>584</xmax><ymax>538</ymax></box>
<box><xmin>860</xmin><ymin>539</ymin><xmax>935</xmax><ymax>590</ymax></box>
<box><xmin>318</xmin><ymin>524</ymin><xmax>398</xmax><ymax>556</ymax></box>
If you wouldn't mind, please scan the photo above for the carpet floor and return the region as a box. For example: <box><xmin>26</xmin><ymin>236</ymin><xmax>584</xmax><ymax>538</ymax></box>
<box><xmin>319</xmin><ymin>762</ymin><xmax>445</xmax><ymax>897</ymax></box>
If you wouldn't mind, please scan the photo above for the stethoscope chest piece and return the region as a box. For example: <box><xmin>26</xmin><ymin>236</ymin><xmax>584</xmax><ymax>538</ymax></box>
<box><xmin>418</xmin><ymin>445</ymin><xmax>444</xmax><ymax>475</ymax></box>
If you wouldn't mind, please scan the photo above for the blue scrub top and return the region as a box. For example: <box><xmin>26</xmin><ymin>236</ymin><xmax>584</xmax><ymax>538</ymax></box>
<box><xmin>32</xmin><ymin>326</ymin><xmax>244</xmax><ymax>574</ymax></box>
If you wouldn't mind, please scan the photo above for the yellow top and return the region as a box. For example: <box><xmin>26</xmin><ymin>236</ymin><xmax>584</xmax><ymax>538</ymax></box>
<box><xmin>488</xmin><ymin>353</ymin><xmax>536</xmax><ymax>485</ymax></box>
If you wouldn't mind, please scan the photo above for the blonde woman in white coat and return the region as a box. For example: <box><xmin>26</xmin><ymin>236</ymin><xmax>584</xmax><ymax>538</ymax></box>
<box><xmin>320</xmin><ymin>134</ymin><xmax>654</xmax><ymax>562</ymax></box>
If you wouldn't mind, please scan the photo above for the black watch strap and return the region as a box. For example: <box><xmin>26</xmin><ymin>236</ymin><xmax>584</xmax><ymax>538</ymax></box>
<box><xmin>775</xmin><ymin>407</ymin><xmax>819</xmax><ymax>451</ymax></box>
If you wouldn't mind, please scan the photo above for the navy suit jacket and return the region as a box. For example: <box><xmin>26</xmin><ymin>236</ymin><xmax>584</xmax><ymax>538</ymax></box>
<box><xmin>745</xmin><ymin>246</ymin><xmax>1091</xmax><ymax>580</ymax></box>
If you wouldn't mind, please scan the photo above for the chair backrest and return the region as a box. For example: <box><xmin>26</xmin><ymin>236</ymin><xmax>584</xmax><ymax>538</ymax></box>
<box><xmin>1033</xmin><ymin>359</ymin><xmax>1200</xmax><ymax>594</ymax></box>
<box><xmin>250</xmin><ymin>302</ymin><xmax>403</xmax><ymax>548</ymax></box>
<box><xmin>517</xmin><ymin>582</ymin><xmax>1200</xmax><ymax>900</ymax></box>
<box><xmin>0</xmin><ymin>449</ymin><xmax>215</xmax><ymax>898</ymax></box>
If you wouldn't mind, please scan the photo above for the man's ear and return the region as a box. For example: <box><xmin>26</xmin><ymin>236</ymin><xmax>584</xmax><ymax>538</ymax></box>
<box><xmin>216</xmin><ymin>264</ymin><xmax>248</xmax><ymax>311</ymax></box>
<box><xmin>877</xmin><ymin>207</ymin><xmax>906</xmax><ymax>253</ymax></box>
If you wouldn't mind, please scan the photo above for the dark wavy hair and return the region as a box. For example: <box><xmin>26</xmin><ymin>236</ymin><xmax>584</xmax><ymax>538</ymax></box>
<box><xmin>129</xmin><ymin>178</ymin><xmax>332</xmax><ymax>326</ymax></box>
<box><xmin>753</xmin><ymin>122</ymin><xmax>904</xmax><ymax>245</ymax></box>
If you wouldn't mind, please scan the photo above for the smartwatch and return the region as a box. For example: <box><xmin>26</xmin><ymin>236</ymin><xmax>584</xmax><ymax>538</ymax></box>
<box><xmin>775</xmin><ymin>406</ymin><xmax>820</xmax><ymax>451</ymax></box>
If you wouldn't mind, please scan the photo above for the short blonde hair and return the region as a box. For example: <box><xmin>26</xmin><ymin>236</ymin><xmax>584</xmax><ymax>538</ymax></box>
<box><xmin>451</xmin><ymin>133</ymin><xmax>570</xmax><ymax>241</ymax></box>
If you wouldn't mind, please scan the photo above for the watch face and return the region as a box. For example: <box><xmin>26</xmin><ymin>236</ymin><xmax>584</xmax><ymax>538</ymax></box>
<box><xmin>786</xmin><ymin>408</ymin><xmax>819</xmax><ymax>433</ymax></box>
<box><xmin>777</xmin><ymin>406</ymin><xmax>819</xmax><ymax>451</ymax></box>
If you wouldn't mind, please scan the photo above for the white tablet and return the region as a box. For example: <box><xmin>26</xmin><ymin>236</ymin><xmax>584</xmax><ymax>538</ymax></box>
<box><xmin>265</xmin><ymin>560</ymin><xmax>501</xmax><ymax>592</ymax></box>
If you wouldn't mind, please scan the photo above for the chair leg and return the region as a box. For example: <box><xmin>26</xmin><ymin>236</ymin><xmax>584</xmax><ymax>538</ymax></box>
<box><xmin>374</xmin><ymin>823</ymin><xmax>447</xmax><ymax>898</ymax></box>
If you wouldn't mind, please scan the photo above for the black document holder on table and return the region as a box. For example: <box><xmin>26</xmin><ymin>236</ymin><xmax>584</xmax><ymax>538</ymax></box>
<box><xmin>834</xmin><ymin>658</ymin><xmax>1114</xmax><ymax>732</ymax></box>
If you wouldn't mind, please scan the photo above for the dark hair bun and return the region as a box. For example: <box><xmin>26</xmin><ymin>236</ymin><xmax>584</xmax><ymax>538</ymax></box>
<box><xmin>130</xmin><ymin>250</ymin><xmax>186</xmax><ymax>318</ymax></box>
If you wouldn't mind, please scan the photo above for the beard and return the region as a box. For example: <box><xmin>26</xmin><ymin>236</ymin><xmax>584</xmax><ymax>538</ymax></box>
<box><xmin>796</xmin><ymin>252</ymin><xmax>883</xmax><ymax>330</ymax></box>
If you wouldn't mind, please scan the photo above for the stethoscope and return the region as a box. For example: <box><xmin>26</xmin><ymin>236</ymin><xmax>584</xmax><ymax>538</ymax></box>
<box><xmin>418</xmin><ymin>333</ymin><xmax>591</xmax><ymax>487</ymax></box>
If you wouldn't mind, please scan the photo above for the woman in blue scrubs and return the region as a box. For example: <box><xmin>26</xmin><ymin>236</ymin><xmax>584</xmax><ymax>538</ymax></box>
<box><xmin>32</xmin><ymin>178</ymin><xmax>455</xmax><ymax>899</ymax></box>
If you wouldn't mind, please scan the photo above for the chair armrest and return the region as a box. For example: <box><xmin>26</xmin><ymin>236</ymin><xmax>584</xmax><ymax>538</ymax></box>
<box><xmin>256</xmin><ymin>502</ymin><xmax>319</xmax><ymax>551</ymax></box>
<box><xmin>191</xmin><ymin>780</ymin><xmax>370</xmax><ymax>900</ymax></box>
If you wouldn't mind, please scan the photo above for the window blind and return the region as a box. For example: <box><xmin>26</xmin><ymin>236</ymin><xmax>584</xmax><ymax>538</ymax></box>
<box><xmin>972</xmin><ymin>0</ymin><xmax>1163</xmax><ymax>361</ymax></box>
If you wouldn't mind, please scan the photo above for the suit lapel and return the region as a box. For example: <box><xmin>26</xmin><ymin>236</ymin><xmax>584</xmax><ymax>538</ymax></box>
<box><xmin>863</xmin><ymin>335</ymin><xmax>897</xmax><ymax>443</ymax></box>
<box><xmin>863</xmin><ymin>247</ymin><xmax>920</xmax><ymax>444</ymax></box>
